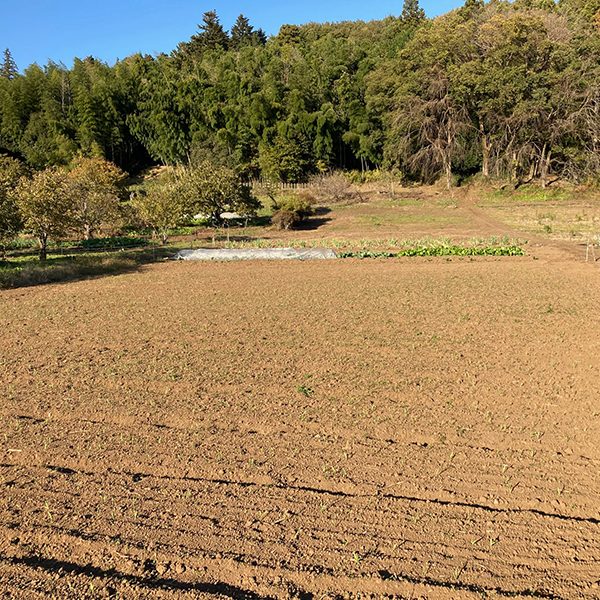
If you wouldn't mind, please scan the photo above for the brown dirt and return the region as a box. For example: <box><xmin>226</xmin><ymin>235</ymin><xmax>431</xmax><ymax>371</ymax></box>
<box><xmin>2</xmin><ymin>188</ymin><xmax>600</xmax><ymax>599</ymax></box>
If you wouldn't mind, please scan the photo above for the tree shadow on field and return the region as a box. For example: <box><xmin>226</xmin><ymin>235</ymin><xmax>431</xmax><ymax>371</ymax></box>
<box><xmin>0</xmin><ymin>246</ymin><xmax>174</xmax><ymax>291</ymax></box>
<box><xmin>297</xmin><ymin>217</ymin><xmax>332</xmax><ymax>231</ymax></box>
<box><xmin>297</xmin><ymin>207</ymin><xmax>332</xmax><ymax>231</ymax></box>
<box><xmin>3</xmin><ymin>555</ymin><xmax>274</xmax><ymax>600</ymax></box>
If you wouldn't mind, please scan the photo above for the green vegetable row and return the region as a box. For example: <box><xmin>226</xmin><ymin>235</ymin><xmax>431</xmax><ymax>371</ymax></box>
<box><xmin>338</xmin><ymin>246</ymin><xmax>526</xmax><ymax>259</ymax></box>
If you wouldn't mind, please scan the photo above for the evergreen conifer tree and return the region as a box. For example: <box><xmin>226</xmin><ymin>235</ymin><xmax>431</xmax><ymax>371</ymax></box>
<box><xmin>196</xmin><ymin>11</ymin><xmax>229</xmax><ymax>51</ymax></box>
<box><xmin>401</xmin><ymin>0</ymin><xmax>426</xmax><ymax>27</ymax></box>
<box><xmin>230</xmin><ymin>15</ymin><xmax>267</xmax><ymax>49</ymax></box>
<box><xmin>230</xmin><ymin>14</ymin><xmax>253</xmax><ymax>49</ymax></box>
<box><xmin>0</xmin><ymin>48</ymin><xmax>18</xmax><ymax>80</ymax></box>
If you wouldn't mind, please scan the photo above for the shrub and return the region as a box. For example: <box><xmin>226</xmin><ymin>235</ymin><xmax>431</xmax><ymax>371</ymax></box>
<box><xmin>271</xmin><ymin>209</ymin><xmax>300</xmax><ymax>230</ymax></box>
<box><xmin>310</xmin><ymin>172</ymin><xmax>359</xmax><ymax>204</ymax></box>
<box><xmin>347</xmin><ymin>170</ymin><xmax>389</xmax><ymax>185</ymax></box>
<box><xmin>271</xmin><ymin>194</ymin><xmax>315</xmax><ymax>229</ymax></box>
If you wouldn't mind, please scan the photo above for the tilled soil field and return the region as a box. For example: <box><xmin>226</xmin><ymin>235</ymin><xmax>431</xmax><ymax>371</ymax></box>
<box><xmin>2</xmin><ymin>193</ymin><xmax>600</xmax><ymax>599</ymax></box>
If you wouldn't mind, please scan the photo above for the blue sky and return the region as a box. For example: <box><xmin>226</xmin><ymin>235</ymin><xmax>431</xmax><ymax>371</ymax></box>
<box><xmin>1</xmin><ymin>0</ymin><xmax>463</xmax><ymax>72</ymax></box>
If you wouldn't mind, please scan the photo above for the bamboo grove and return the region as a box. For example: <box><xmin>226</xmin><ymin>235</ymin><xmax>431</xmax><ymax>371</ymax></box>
<box><xmin>2</xmin><ymin>0</ymin><xmax>600</xmax><ymax>187</ymax></box>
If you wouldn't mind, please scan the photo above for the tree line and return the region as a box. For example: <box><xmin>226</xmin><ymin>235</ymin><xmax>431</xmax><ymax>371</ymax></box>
<box><xmin>0</xmin><ymin>154</ymin><xmax>258</xmax><ymax>258</ymax></box>
<box><xmin>2</xmin><ymin>0</ymin><xmax>600</xmax><ymax>189</ymax></box>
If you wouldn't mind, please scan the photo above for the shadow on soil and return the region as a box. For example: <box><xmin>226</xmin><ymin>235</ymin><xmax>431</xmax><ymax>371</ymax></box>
<box><xmin>119</xmin><ymin>467</ymin><xmax>600</xmax><ymax>528</ymax></box>
<box><xmin>4</xmin><ymin>461</ymin><xmax>568</xmax><ymax>599</ymax></box>
<box><xmin>295</xmin><ymin>216</ymin><xmax>332</xmax><ymax>231</ymax></box>
<box><xmin>296</xmin><ymin>207</ymin><xmax>332</xmax><ymax>231</ymax></box>
<box><xmin>3</xmin><ymin>555</ymin><xmax>274</xmax><ymax>600</ymax></box>
<box><xmin>0</xmin><ymin>247</ymin><xmax>174</xmax><ymax>291</ymax></box>
<box><xmin>3</xmin><ymin>541</ymin><xmax>559</xmax><ymax>600</ymax></box>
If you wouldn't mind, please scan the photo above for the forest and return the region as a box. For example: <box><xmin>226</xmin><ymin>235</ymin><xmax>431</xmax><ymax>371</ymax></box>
<box><xmin>2</xmin><ymin>0</ymin><xmax>600</xmax><ymax>188</ymax></box>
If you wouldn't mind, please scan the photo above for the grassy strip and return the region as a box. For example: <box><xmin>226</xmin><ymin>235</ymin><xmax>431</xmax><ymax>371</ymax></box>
<box><xmin>0</xmin><ymin>243</ymin><xmax>526</xmax><ymax>289</ymax></box>
<box><xmin>338</xmin><ymin>245</ymin><xmax>526</xmax><ymax>259</ymax></box>
<box><xmin>62</xmin><ymin>236</ymin><xmax>149</xmax><ymax>250</ymax></box>
<box><xmin>0</xmin><ymin>246</ymin><xmax>175</xmax><ymax>290</ymax></box>
<box><xmin>5</xmin><ymin>235</ymin><xmax>149</xmax><ymax>251</ymax></box>
<box><xmin>215</xmin><ymin>235</ymin><xmax>527</xmax><ymax>250</ymax></box>
<box><xmin>0</xmin><ymin>255</ymin><xmax>137</xmax><ymax>289</ymax></box>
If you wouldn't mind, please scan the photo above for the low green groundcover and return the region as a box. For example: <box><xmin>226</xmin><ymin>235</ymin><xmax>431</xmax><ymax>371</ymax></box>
<box><xmin>338</xmin><ymin>246</ymin><xmax>525</xmax><ymax>259</ymax></box>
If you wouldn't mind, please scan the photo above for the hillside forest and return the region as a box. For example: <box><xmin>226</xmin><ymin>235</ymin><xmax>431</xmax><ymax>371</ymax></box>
<box><xmin>2</xmin><ymin>0</ymin><xmax>600</xmax><ymax>187</ymax></box>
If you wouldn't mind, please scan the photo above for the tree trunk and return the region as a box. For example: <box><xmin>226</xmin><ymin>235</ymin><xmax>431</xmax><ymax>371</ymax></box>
<box><xmin>527</xmin><ymin>160</ymin><xmax>536</xmax><ymax>183</ymax></box>
<box><xmin>541</xmin><ymin>146</ymin><xmax>551</xmax><ymax>189</ymax></box>
<box><xmin>511</xmin><ymin>150</ymin><xmax>519</xmax><ymax>187</ymax></box>
<box><xmin>445</xmin><ymin>131</ymin><xmax>452</xmax><ymax>190</ymax></box>
<box><xmin>38</xmin><ymin>235</ymin><xmax>48</xmax><ymax>261</ymax></box>
<box><xmin>480</xmin><ymin>121</ymin><xmax>490</xmax><ymax>178</ymax></box>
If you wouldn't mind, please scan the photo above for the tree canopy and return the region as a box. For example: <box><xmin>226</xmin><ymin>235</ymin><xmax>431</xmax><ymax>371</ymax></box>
<box><xmin>15</xmin><ymin>168</ymin><xmax>75</xmax><ymax>259</ymax></box>
<box><xmin>67</xmin><ymin>156</ymin><xmax>127</xmax><ymax>239</ymax></box>
<box><xmin>2</xmin><ymin>2</ymin><xmax>600</xmax><ymax>186</ymax></box>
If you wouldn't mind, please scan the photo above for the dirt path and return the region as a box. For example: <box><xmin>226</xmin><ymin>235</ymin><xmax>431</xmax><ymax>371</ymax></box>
<box><xmin>458</xmin><ymin>189</ymin><xmax>593</xmax><ymax>264</ymax></box>
<box><xmin>459</xmin><ymin>200</ymin><xmax>515</xmax><ymax>236</ymax></box>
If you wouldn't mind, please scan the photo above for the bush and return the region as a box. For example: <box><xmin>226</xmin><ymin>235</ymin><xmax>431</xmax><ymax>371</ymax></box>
<box><xmin>271</xmin><ymin>209</ymin><xmax>300</xmax><ymax>230</ymax></box>
<box><xmin>271</xmin><ymin>193</ymin><xmax>315</xmax><ymax>229</ymax></box>
<box><xmin>347</xmin><ymin>170</ymin><xmax>390</xmax><ymax>185</ymax></box>
<box><xmin>310</xmin><ymin>172</ymin><xmax>360</xmax><ymax>204</ymax></box>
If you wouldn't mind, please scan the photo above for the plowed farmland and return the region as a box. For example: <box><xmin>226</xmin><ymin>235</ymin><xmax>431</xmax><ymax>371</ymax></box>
<box><xmin>2</xmin><ymin>189</ymin><xmax>600</xmax><ymax>599</ymax></box>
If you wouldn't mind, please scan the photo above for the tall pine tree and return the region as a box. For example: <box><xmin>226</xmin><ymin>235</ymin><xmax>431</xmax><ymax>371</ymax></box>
<box><xmin>194</xmin><ymin>11</ymin><xmax>229</xmax><ymax>51</ymax></box>
<box><xmin>230</xmin><ymin>15</ymin><xmax>267</xmax><ymax>49</ymax></box>
<box><xmin>230</xmin><ymin>15</ymin><xmax>253</xmax><ymax>49</ymax></box>
<box><xmin>0</xmin><ymin>49</ymin><xmax>18</xmax><ymax>80</ymax></box>
<box><xmin>401</xmin><ymin>0</ymin><xmax>426</xmax><ymax>27</ymax></box>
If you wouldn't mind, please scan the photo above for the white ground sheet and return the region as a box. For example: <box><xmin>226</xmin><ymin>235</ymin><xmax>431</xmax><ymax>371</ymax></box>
<box><xmin>173</xmin><ymin>248</ymin><xmax>338</xmax><ymax>261</ymax></box>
